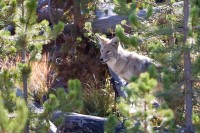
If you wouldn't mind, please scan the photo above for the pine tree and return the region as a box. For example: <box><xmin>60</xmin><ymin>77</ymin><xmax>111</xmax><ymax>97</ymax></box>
<box><xmin>105</xmin><ymin>72</ymin><xmax>174</xmax><ymax>133</ymax></box>
<box><xmin>0</xmin><ymin>95</ymin><xmax>28</xmax><ymax>133</ymax></box>
<box><xmin>30</xmin><ymin>79</ymin><xmax>83</xmax><ymax>131</ymax></box>
<box><xmin>0</xmin><ymin>0</ymin><xmax>64</xmax><ymax>132</ymax></box>
<box><xmin>0</xmin><ymin>68</ymin><xmax>28</xmax><ymax>133</ymax></box>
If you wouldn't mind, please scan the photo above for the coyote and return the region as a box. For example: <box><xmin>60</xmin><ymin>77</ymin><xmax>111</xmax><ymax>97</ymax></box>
<box><xmin>98</xmin><ymin>35</ymin><xmax>166</xmax><ymax>104</ymax></box>
<box><xmin>97</xmin><ymin>35</ymin><xmax>157</xmax><ymax>81</ymax></box>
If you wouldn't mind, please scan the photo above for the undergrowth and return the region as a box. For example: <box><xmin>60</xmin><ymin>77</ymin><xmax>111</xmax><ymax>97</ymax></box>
<box><xmin>81</xmin><ymin>73</ymin><xmax>115</xmax><ymax>117</ymax></box>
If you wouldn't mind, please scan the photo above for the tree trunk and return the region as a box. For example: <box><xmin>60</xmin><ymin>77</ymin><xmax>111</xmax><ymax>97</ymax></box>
<box><xmin>183</xmin><ymin>0</ymin><xmax>194</xmax><ymax>132</ymax></box>
<box><xmin>22</xmin><ymin>46</ymin><xmax>29</xmax><ymax>133</ymax></box>
<box><xmin>21</xmin><ymin>46</ymin><xmax>28</xmax><ymax>103</ymax></box>
<box><xmin>73</xmin><ymin>0</ymin><xmax>85</xmax><ymax>29</ymax></box>
<box><xmin>108</xmin><ymin>67</ymin><xmax>126</xmax><ymax>97</ymax></box>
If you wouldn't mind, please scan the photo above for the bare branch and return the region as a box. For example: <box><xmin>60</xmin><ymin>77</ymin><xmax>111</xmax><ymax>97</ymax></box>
<box><xmin>192</xmin><ymin>25</ymin><xmax>200</xmax><ymax>29</ymax></box>
<box><xmin>47</xmin><ymin>0</ymin><xmax>55</xmax><ymax>25</ymax></box>
<box><xmin>191</xmin><ymin>79</ymin><xmax>200</xmax><ymax>82</ymax></box>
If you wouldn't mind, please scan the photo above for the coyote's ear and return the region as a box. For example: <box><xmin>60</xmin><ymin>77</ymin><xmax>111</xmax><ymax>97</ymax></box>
<box><xmin>96</xmin><ymin>34</ymin><xmax>107</xmax><ymax>46</ymax></box>
<box><xmin>111</xmin><ymin>36</ymin><xmax>119</xmax><ymax>47</ymax></box>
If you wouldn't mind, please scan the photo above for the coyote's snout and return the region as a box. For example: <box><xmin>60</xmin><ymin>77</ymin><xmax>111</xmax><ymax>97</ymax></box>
<box><xmin>97</xmin><ymin>35</ymin><xmax>156</xmax><ymax>81</ymax></box>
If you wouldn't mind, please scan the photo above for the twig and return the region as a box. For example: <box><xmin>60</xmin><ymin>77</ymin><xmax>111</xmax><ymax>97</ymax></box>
<box><xmin>191</xmin><ymin>79</ymin><xmax>200</xmax><ymax>83</ymax></box>
<box><xmin>192</xmin><ymin>25</ymin><xmax>200</xmax><ymax>29</ymax></box>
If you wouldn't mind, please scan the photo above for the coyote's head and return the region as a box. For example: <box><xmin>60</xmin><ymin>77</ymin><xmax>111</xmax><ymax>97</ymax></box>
<box><xmin>97</xmin><ymin>35</ymin><xmax>120</xmax><ymax>64</ymax></box>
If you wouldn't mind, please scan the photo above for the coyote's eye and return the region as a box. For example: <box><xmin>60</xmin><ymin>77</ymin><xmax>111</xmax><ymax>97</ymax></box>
<box><xmin>113</xmin><ymin>41</ymin><xmax>118</xmax><ymax>45</ymax></box>
<box><xmin>107</xmin><ymin>50</ymin><xmax>111</xmax><ymax>54</ymax></box>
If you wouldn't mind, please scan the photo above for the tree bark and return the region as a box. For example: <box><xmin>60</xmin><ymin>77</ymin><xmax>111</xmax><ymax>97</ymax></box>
<box><xmin>183</xmin><ymin>0</ymin><xmax>194</xmax><ymax>132</ymax></box>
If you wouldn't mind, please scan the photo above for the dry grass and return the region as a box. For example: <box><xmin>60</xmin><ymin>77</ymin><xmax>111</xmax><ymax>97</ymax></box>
<box><xmin>0</xmin><ymin>54</ymin><xmax>56</xmax><ymax>103</ymax></box>
<box><xmin>81</xmin><ymin>72</ymin><xmax>115</xmax><ymax>117</ymax></box>
<box><xmin>29</xmin><ymin>54</ymin><xmax>56</xmax><ymax>100</ymax></box>
<box><xmin>0</xmin><ymin>56</ymin><xmax>20</xmax><ymax>70</ymax></box>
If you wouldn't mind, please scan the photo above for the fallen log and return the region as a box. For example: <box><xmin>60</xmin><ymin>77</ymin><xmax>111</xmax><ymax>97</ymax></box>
<box><xmin>92</xmin><ymin>15</ymin><xmax>131</xmax><ymax>34</ymax></box>
<box><xmin>92</xmin><ymin>1</ymin><xmax>183</xmax><ymax>33</ymax></box>
<box><xmin>37</xmin><ymin>1</ymin><xmax>183</xmax><ymax>34</ymax></box>
<box><xmin>51</xmin><ymin>111</ymin><xmax>124</xmax><ymax>133</ymax></box>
